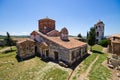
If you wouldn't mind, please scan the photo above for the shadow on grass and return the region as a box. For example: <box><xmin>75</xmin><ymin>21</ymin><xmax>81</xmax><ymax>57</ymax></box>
<box><xmin>92</xmin><ymin>50</ymin><xmax>104</xmax><ymax>54</ymax></box>
<box><xmin>2</xmin><ymin>49</ymin><xmax>16</xmax><ymax>54</ymax></box>
<box><xmin>15</xmin><ymin>55</ymin><xmax>35</xmax><ymax>62</ymax></box>
<box><xmin>70</xmin><ymin>53</ymin><xmax>90</xmax><ymax>70</ymax></box>
<box><xmin>15</xmin><ymin>53</ymin><xmax>90</xmax><ymax>69</ymax></box>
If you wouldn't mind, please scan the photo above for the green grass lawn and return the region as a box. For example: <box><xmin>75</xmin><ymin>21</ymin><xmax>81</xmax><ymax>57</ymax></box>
<box><xmin>88</xmin><ymin>45</ymin><xmax>111</xmax><ymax>80</ymax></box>
<box><xmin>0</xmin><ymin>47</ymin><xmax>69</xmax><ymax>80</ymax></box>
<box><xmin>41</xmin><ymin>67</ymin><xmax>68</xmax><ymax>80</ymax></box>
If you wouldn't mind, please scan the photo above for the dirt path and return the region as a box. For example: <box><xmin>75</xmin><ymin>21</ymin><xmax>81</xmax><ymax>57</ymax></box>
<box><xmin>102</xmin><ymin>48</ymin><xmax>107</xmax><ymax>53</ymax></box>
<box><xmin>78</xmin><ymin>56</ymin><xmax>99</xmax><ymax>80</ymax></box>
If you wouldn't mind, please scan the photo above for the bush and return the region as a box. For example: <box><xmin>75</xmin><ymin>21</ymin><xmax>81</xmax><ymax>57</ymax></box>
<box><xmin>99</xmin><ymin>39</ymin><xmax>109</xmax><ymax>47</ymax></box>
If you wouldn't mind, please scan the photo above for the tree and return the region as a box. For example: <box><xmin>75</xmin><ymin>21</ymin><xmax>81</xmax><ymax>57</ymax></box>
<box><xmin>87</xmin><ymin>27</ymin><xmax>96</xmax><ymax>51</ymax></box>
<box><xmin>87</xmin><ymin>31</ymin><xmax>89</xmax><ymax>38</ymax></box>
<box><xmin>99</xmin><ymin>39</ymin><xmax>109</xmax><ymax>47</ymax></box>
<box><xmin>4</xmin><ymin>32</ymin><xmax>15</xmax><ymax>51</ymax></box>
<box><xmin>78</xmin><ymin>33</ymin><xmax>82</xmax><ymax>38</ymax></box>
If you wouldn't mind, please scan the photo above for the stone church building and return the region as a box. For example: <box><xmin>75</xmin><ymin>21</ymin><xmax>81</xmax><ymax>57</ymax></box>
<box><xmin>16</xmin><ymin>17</ymin><xmax>87</xmax><ymax>66</ymax></box>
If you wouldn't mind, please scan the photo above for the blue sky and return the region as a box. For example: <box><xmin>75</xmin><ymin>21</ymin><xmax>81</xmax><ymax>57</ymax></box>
<box><xmin>0</xmin><ymin>0</ymin><xmax>120</xmax><ymax>36</ymax></box>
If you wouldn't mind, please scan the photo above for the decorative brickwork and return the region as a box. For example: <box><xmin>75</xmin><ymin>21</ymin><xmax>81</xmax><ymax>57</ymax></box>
<box><xmin>38</xmin><ymin>17</ymin><xmax>55</xmax><ymax>34</ymax></box>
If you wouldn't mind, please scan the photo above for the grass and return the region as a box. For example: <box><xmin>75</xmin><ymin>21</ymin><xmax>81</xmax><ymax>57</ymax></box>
<box><xmin>72</xmin><ymin>45</ymin><xmax>111</xmax><ymax>80</ymax></box>
<box><xmin>41</xmin><ymin>68</ymin><xmax>68</xmax><ymax>80</ymax></box>
<box><xmin>0</xmin><ymin>46</ymin><xmax>8</xmax><ymax>50</ymax></box>
<box><xmin>0</xmin><ymin>46</ymin><xmax>69</xmax><ymax>80</ymax></box>
<box><xmin>88</xmin><ymin>45</ymin><xmax>111</xmax><ymax>80</ymax></box>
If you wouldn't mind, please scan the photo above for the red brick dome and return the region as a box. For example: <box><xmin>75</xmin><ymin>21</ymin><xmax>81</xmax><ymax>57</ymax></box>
<box><xmin>61</xmin><ymin>27</ymin><xmax>68</xmax><ymax>34</ymax></box>
<box><xmin>39</xmin><ymin>17</ymin><xmax>55</xmax><ymax>22</ymax></box>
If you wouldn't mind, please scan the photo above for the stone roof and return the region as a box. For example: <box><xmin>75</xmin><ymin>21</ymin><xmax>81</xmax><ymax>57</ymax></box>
<box><xmin>96</xmin><ymin>20</ymin><xmax>104</xmax><ymax>24</ymax></box>
<box><xmin>33</xmin><ymin>30</ymin><xmax>87</xmax><ymax>49</ymax></box>
<box><xmin>60</xmin><ymin>27</ymin><xmax>68</xmax><ymax>34</ymax></box>
<box><xmin>111</xmin><ymin>34</ymin><xmax>120</xmax><ymax>38</ymax></box>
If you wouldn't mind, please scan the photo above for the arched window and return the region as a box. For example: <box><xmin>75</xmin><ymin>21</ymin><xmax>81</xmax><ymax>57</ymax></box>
<box><xmin>97</xmin><ymin>32</ymin><xmax>99</xmax><ymax>37</ymax></box>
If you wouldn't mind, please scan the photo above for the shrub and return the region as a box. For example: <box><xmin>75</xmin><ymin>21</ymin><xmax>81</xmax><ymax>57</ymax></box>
<box><xmin>99</xmin><ymin>39</ymin><xmax>109</xmax><ymax>47</ymax></box>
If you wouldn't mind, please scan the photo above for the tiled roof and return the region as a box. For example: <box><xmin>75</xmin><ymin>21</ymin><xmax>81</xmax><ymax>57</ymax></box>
<box><xmin>13</xmin><ymin>38</ymin><xmax>29</xmax><ymax>42</ymax></box>
<box><xmin>96</xmin><ymin>20</ymin><xmax>104</xmax><ymax>24</ymax></box>
<box><xmin>46</xmin><ymin>30</ymin><xmax>60</xmax><ymax>37</ymax></box>
<box><xmin>17</xmin><ymin>38</ymin><xmax>35</xmax><ymax>44</ymax></box>
<box><xmin>34</xmin><ymin>31</ymin><xmax>87</xmax><ymax>49</ymax></box>
<box><xmin>111</xmin><ymin>34</ymin><xmax>120</xmax><ymax>38</ymax></box>
<box><xmin>39</xmin><ymin>17</ymin><xmax>55</xmax><ymax>21</ymax></box>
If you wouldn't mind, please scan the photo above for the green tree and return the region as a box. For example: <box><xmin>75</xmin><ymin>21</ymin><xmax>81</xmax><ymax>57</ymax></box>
<box><xmin>4</xmin><ymin>32</ymin><xmax>15</xmax><ymax>51</ymax></box>
<box><xmin>87</xmin><ymin>31</ymin><xmax>89</xmax><ymax>38</ymax></box>
<box><xmin>99</xmin><ymin>39</ymin><xmax>109</xmax><ymax>47</ymax></box>
<box><xmin>78</xmin><ymin>33</ymin><xmax>82</xmax><ymax>38</ymax></box>
<box><xmin>87</xmin><ymin>27</ymin><xmax>96</xmax><ymax>51</ymax></box>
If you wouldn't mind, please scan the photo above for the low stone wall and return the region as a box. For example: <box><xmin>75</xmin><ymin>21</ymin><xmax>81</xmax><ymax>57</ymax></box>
<box><xmin>107</xmin><ymin>55</ymin><xmax>120</xmax><ymax>70</ymax></box>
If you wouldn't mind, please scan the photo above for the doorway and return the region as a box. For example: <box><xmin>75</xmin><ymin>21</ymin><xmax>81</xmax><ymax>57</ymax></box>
<box><xmin>35</xmin><ymin>46</ymin><xmax>37</xmax><ymax>54</ymax></box>
<box><xmin>54</xmin><ymin>51</ymin><xmax>58</xmax><ymax>60</ymax></box>
<box><xmin>46</xmin><ymin>50</ymin><xmax>49</xmax><ymax>57</ymax></box>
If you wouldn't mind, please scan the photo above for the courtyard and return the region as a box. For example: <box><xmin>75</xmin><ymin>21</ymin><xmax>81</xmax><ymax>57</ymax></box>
<box><xmin>0</xmin><ymin>45</ymin><xmax>115</xmax><ymax>80</ymax></box>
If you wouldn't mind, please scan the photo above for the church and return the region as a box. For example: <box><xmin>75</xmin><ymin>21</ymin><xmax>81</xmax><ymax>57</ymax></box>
<box><xmin>16</xmin><ymin>17</ymin><xmax>87</xmax><ymax>66</ymax></box>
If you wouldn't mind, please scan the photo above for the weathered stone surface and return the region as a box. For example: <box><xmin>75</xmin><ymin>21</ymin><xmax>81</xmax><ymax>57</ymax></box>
<box><xmin>16</xmin><ymin>39</ymin><xmax>35</xmax><ymax>59</ymax></box>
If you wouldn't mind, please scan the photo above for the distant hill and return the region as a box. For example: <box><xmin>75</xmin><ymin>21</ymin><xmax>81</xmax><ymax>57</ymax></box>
<box><xmin>0</xmin><ymin>35</ymin><xmax>30</xmax><ymax>40</ymax></box>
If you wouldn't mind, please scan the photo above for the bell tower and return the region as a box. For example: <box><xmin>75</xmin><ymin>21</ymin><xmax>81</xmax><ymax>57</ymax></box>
<box><xmin>38</xmin><ymin>17</ymin><xmax>55</xmax><ymax>34</ymax></box>
<box><xmin>94</xmin><ymin>20</ymin><xmax>104</xmax><ymax>43</ymax></box>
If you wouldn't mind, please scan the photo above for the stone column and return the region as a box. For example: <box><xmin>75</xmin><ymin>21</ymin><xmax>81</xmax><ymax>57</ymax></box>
<box><xmin>107</xmin><ymin>56</ymin><xmax>110</xmax><ymax>64</ymax></box>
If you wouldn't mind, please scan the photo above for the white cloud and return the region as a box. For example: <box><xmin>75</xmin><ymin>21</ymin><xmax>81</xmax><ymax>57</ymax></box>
<box><xmin>0</xmin><ymin>31</ymin><xmax>6</xmax><ymax>35</ymax></box>
<box><xmin>21</xmin><ymin>32</ymin><xmax>29</xmax><ymax>35</ymax></box>
<box><xmin>10</xmin><ymin>32</ymin><xmax>16</xmax><ymax>35</ymax></box>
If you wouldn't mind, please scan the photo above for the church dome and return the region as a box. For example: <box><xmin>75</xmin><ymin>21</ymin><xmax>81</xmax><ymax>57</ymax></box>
<box><xmin>60</xmin><ymin>27</ymin><xmax>68</xmax><ymax>34</ymax></box>
<box><xmin>39</xmin><ymin>17</ymin><xmax>55</xmax><ymax>22</ymax></box>
<box><xmin>60</xmin><ymin>27</ymin><xmax>69</xmax><ymax>41</ymax></box>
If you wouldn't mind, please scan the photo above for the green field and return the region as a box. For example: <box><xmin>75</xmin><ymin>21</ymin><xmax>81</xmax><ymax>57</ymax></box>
<box><xmin>0</xmin><ymin>47</ymin><xmax>69</xmax><ymax>80</ymax></box>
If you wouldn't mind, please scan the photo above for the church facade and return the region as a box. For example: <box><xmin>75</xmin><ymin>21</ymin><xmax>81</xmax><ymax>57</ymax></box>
<box><xmin>16</xmin><ymin>17</ymin><xmax>87</xmax><ymax>66</ymax></box>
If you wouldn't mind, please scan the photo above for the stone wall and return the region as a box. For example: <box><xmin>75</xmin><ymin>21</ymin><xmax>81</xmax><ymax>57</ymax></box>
<box><xmin>31</xmin><ymin>32</ymin><xmax>87</xmax><ymax>66</ymax></box>
<box><xmin>36</xmin><ymin>34</ymin><xmax>70</xmax><ymax>63</ymax></box>
<box><xmin>17</xmin><ymin>40</ymin><xmax>35</xmax><ymax>59</ymax></box>
<box><xmin>112</xmin><ymin>42</ymin><xmax>120</xmax><ymax>56</ymax></box>
<box><xmin>69</xmin><ymin>45</ymin><xmax>87</xmax><ymax>65</ymax></box>
<box><xmin>49</xmin><ymin>41</ymin><xmax>70</xmax><ymax>62</ymax></box>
